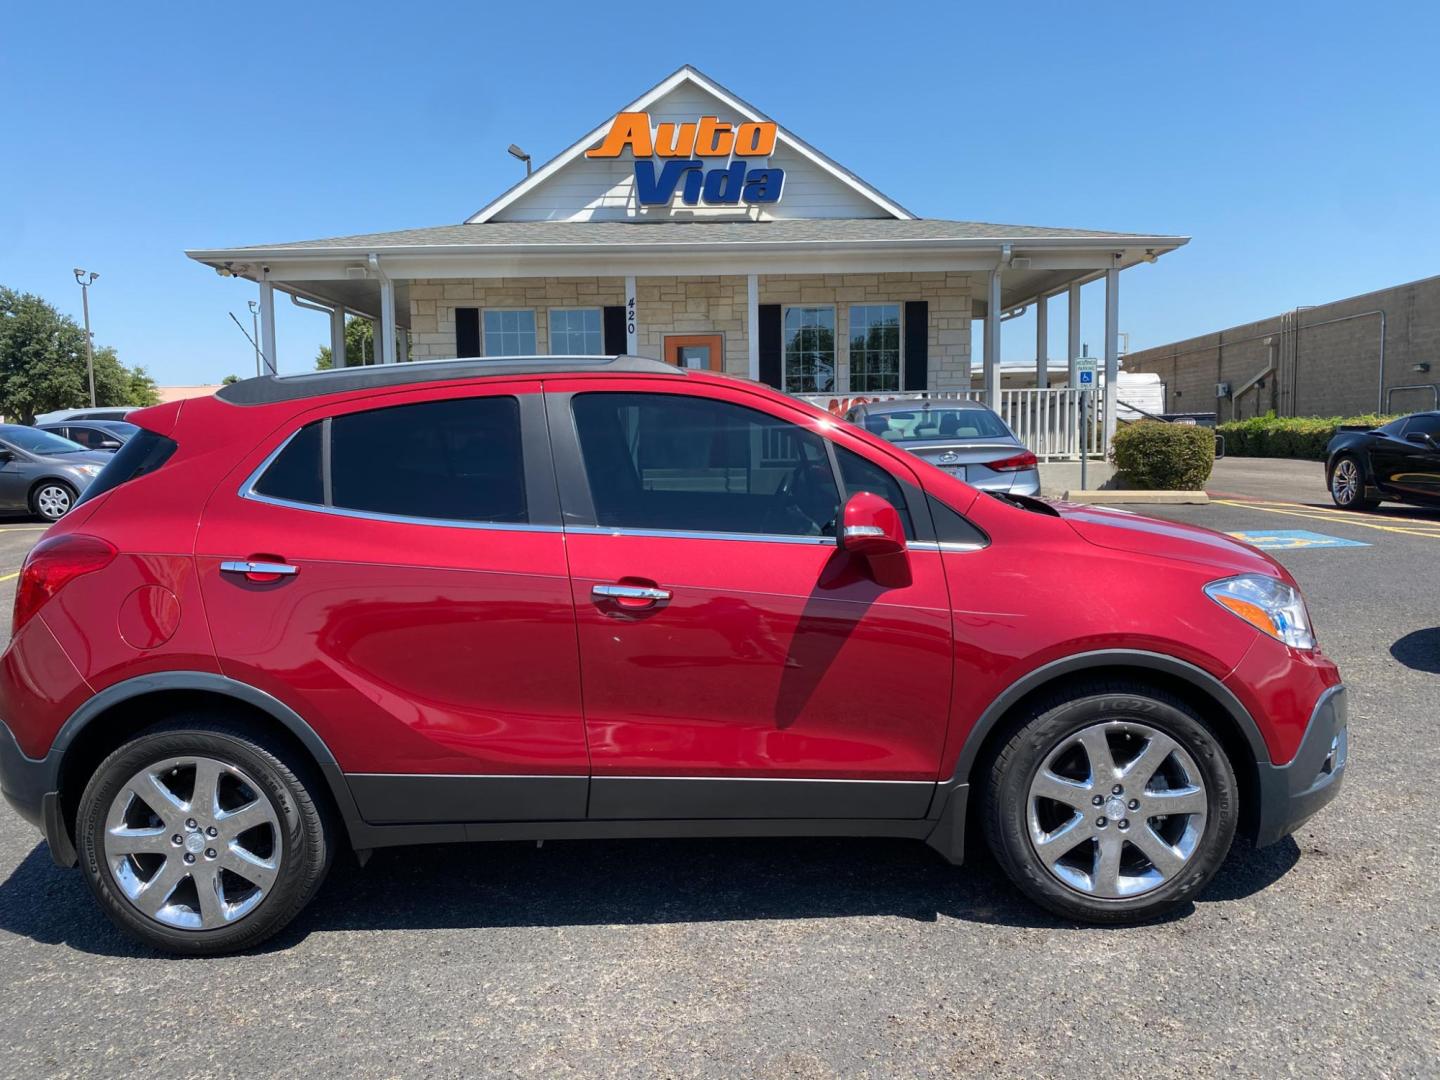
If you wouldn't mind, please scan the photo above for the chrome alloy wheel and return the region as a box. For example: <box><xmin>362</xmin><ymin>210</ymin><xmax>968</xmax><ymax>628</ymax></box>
<box><xmin>35</xmin><ymin>484</ymin><xmax>73</xmax><ymax>520</ymax></box>
<box><xmin>103</xmin><ymin>756</ymin><xmax>283</xmax><ymax>930</ymax></box>
<box><xmin>1026</xmin><ymin>722</ymin><xmax>1208</xmax><ymax>899</ymax></box>
<box><xmin>1331</xmin><ymin>458</ymin><xmax>1360</xmax><ymax>505</ymax></box>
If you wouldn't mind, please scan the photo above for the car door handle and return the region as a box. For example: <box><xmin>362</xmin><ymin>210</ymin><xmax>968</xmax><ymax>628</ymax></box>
<box><xmin>220</xmin><ymin>559</ymin><xmax>299</xmax><ymax>581</ymax></box>
<box><xmin>591</xmin><ymin>583</ymin><xmax>671</xmax><ymax>604</ymax></box>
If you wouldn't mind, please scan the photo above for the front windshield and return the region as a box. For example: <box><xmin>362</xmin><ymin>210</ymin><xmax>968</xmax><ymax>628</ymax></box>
<box><xmin>860</xmin><ymin>407</ymin><xmax>1010</xmax><ymax>442</ymax></box>
<box><xmin>1</xmin><ymin>428</ymin><xmax>87</xmax><ymax>455</ymax></box>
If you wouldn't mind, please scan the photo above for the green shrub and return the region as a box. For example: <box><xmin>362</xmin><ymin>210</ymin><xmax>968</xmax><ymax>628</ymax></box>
<box><xmin>1111</xmin><ymin>421</ymin><xmax>1215</xmax><ymax>489</ymax></box>
<box><xmin>1216</xmin><ymin>413</ymin><xmax>1398</xmax><ymax>460</ymax></box>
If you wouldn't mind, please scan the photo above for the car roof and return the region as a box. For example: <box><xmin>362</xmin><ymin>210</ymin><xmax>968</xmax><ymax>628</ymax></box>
<box><xmin>216</xmin><ymin>355</ymin><xmax>684</xmax><ymax>406</ymax></box>
<box><xmin>856</xmin><ymin>398</ymin><xmax>992</xmax><ymax>414</ymax></box>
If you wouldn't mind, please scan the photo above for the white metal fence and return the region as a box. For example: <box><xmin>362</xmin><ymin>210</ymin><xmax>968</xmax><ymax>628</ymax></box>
<box><xmin>795</xmin><ymin>389</ymin><xmax>1104</xmax><ymax>461</ymax></box>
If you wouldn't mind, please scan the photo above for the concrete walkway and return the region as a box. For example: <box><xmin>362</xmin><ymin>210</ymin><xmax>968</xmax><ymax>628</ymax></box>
<box><xmin>1206</xmin><ymin>456</ymin><xmax>1328</xmax><ymax>503</ymax></box>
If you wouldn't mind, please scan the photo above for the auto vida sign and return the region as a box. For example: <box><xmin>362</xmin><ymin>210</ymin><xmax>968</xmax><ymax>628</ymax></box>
<box><xmin>586</xmin><ymin>112</ymin><xmax>785</xmax><ymax>207</ymax></box>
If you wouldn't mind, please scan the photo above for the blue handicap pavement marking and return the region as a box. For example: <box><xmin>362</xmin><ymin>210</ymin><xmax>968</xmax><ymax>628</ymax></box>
<box><xmin>1228</xmin><ymin>529</ymin><xmax>1370</xmax><ymax>551</ymax></box>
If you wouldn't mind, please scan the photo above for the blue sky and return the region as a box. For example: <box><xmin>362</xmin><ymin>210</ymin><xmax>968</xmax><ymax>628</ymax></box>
<box><xmin>2</xmin><ymin>1</ymin><xmax>1437</xmax><ymax>385</ymax></box>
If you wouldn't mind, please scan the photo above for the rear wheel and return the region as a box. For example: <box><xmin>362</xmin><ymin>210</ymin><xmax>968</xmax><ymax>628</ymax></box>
<box><xmin>983</xmin><ymin>684</ymin><xmax>1238</xmax><ymax>924</ymax></box>
<box><xmin>1329</xmin><ymin>455</ymin><xmax>1376</xmax><ymax>510</ymax></box>
<box><xmin>75</xmin><ymin>722</ymin><xmax>331</xmax><ymax>955</ymax></box>
<box><xmin>32</xmin><ymin>481</ymin><xmax>77</xmax><ymax>522</ymax></box>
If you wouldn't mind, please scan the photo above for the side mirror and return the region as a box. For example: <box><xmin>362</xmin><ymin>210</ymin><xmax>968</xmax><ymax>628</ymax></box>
<box><xmin>0</xmin><ymin>450</ymin><xmax>12</xmax><ymax>462</ymax></box>
<box><xmin>840</xmin><ymin>491</ymin><xmax>910</xmax><ymax>587</ymax></box>
<box><xmin>100</xmin><ymin>440</ymin><xmax>121</xmax><ymax>450</ymax></box>
<box><xmin>1405</xmin><ymin>432</ymin><xmax>1435</xmax><ymax>447</ymax></box>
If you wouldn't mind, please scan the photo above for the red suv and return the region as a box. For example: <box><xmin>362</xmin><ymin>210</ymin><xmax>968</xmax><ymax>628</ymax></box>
<box><xmin>0</xmin><ymin>357</ymin><xmax>1347</xmax><ymax>954</ymax></box>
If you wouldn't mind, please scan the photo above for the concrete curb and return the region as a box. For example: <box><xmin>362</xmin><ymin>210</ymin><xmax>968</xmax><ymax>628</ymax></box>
<box><xmin>1061</xmin><ymin>490</ymin><xmax>1210</xmax><ymax>505</ymax></box>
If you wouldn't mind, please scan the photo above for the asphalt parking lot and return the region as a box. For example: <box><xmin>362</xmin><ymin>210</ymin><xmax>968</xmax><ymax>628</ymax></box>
<box><xmin>0</xmin><ymin>467</ymin><xmax>1437</xmax><ymax>1079</ymax></box>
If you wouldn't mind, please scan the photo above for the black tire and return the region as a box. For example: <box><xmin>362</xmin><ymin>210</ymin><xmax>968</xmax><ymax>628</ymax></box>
<box><xmin>983</xmin><ymin>682</ymin><xmax>1238</xmax><ymax>925</ymax></box>
<box><xmin>30</xmin><ymin>479</ymin><xmax>78</xmax><ymax>522</ymax></box>
<box><xmin>75</xmin><ymin>721</ymin><xmax>331</xmax><ymax>956</ymax></box>
<box><xmin>1328</xmin><ymin>454</ymin><xmax>1377</xmax><ymax>511</ymax></box>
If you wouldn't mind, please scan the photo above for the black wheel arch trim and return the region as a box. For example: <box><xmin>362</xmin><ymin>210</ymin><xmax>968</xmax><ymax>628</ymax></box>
<box><xmin>945</xmin><ymin>648</ymin><xmax>1271</xmax><ymax>789</ymax></box>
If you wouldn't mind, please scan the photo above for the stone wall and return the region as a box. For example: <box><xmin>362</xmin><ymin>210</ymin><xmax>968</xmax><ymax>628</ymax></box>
<box><xmin>405</xmin><ymin>272</ymin><xmax>973</xmax><ymax>391</ymax></box>
<box><xmin>1123</xmin><ymin>274</ymin><xmax>1440</xmax><ymax>419</ymax></box>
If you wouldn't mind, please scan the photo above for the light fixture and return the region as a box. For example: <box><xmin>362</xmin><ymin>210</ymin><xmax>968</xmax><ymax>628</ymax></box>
<box><xmin>1142</xmin><ymin>249</ymin><xmax>1158</xmax><ymax>264</ymax></box>
<box><xmin>1413</xmin><ymin>361</ymin><xmax>1431</xmax><ymax>373</ymax></box>
<box><xmin>507</xmin><ymin>144</ymin><xmax>532</xmax><ymax>176</ymax></box>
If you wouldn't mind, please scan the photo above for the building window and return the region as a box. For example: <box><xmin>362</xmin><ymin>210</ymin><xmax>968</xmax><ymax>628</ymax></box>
<box><xmin>783</xmin><ymin>306</ymin><xmax>836</xmax><ymax>393</ymax></box>
<box><xmin>848</xmin><ymin>304</ymin><xmax>902</xmax><ymax>392</ymax></box>
<box><xmin>549</xmin><ymin>308</ymin><xmax>604</xmax><ymax>355</ymax></box>
<box><xmin>483</xmin><ymin>309</ymin><xmax>537</xmax><ymax>356</ymax></box>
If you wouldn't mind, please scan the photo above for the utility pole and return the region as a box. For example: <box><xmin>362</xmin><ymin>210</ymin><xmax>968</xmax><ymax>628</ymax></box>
<box><xmin>73</xmin><ymin>269</ymin><xmax>99</xmax><ymax>406</ymax></box>
<box><xmin>248</xmin><ymin>300</ymin><xmax>262</xmax><ymax>377</ymax></box>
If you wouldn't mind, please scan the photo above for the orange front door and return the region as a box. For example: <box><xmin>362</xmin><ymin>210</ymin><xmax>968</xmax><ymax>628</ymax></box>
<box><xmin>664</xmin><ymin>334</ymin><xmax>724</xmax><ymax>372</ymax></box>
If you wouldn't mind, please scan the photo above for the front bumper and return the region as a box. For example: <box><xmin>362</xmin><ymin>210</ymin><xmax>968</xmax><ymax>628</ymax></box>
<box><xmin>1254</xmin><ymin>684</ymin><xmax>1348</xmax><ymax>846</ymax></box>
<box><xmin>0</xmin><ymin>717</ymin><xmax>74</xmax><ymax>865</ymax></box>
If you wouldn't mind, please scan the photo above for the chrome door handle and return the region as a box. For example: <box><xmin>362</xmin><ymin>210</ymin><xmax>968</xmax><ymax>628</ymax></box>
<box><xmin>220</xmin><ymin>560</ymin><xmax>299</xmax><ymax>576</ymax></box>
<box><xmin>591</xmin><ymin>583</ymin><xmax>671</xmax><ymax>602</ymax></box>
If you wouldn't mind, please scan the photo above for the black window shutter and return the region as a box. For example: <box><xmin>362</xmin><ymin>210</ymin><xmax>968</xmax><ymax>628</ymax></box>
<box><xmin>758</xmin><ymin>304</ymin><xmax>782</xmax><ymax>388</ymax></box>
<box><xmin>603</xmin><ymin>306</ymin><xmax>627</xmax><ymax>354</ymax></box>
<box><xmin>904</xmin><ymin>301</ymin><xmax>928</xmax><ymax>390</ymax></box>
<box><xmin>456</xmin><ymin>307</ymin><xmax>480</xmax><ymax>358</ymax></box>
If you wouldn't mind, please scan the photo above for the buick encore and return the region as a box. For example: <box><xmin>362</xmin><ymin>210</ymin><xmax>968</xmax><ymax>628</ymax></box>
<box><xmin>0</xmin><ymin>356</ymin><xmax>1347</xmax><ymax>954</ymax></box>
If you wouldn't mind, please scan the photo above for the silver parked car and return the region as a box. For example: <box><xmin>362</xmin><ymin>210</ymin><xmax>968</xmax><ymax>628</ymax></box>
<box><xmin>0</xmin><ymin>425</ymin><xmax>110</xmax><ymax>521</ymax></box>
<box><xmin>844</xmin><ymin>398</ymin><xmax>1041</xmax><ymax>496</ymax></box>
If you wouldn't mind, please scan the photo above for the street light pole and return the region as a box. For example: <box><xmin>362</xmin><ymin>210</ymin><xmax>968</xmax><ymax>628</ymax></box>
<box><xmin>73</xmin><ymin>269</ymin><xmax>99</xmax><ymax>407</ymax></box>
<box><xmin>247</xmin><ymin>300</ymin><xmax>262</xmax><ymax>377</ymax></box>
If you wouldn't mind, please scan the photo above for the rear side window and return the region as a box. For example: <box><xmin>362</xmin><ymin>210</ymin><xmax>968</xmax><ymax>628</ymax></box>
<box><xmin>572</xmin><ymin>392</ymin><xmax>840</xmax><ymax>537</ymax></box>
<box><xmin>250</xmin><ymin>396</ymin><xmax>527</xmax><ymax>525</ymax></box>
<box><xmin>73</xmin><ymin>428</ymin><xmax>178</xmax><ymax>507</ymax></box>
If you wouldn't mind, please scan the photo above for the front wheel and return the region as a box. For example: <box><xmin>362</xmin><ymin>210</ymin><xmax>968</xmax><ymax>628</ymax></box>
<box><xmin>1329</xmin><ymin>456</ymin><xmax>1376</xmax><ymax>510</ymax></box>
<box><xmin>75</xmin><ymin>722</ymin><xmax>332</xmax><ymax>955</ymax></box>
<box><xmin>984</xmin><ymin>685</ymin><xmax>1238</xmax><ymax>924</ymax></box>
<box><xmin>32</xmin><ymin>481</ymin><xmax>77</xmax><ymax>522</ymax></box>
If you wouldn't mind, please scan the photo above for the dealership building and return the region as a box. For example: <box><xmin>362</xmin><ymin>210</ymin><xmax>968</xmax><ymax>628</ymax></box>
<box><xmin>188</xmin><ymin>66</ymin><xmax>1186</xmax><ymax>448</ymax></box>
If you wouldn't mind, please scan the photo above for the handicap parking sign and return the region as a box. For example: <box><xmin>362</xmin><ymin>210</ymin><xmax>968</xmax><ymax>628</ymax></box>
<box><xmin>1075</xmin><ymin>358</ymin><xmax>1097</xmax><ymax>387</ymax></box>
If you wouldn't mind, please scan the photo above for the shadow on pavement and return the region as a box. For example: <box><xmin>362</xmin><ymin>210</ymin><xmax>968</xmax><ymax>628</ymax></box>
<box><xmin>1390</xmin><ymin>627</ymin><xmax>1440</xmax><ymax>674</ymax></box>
<box><xmin>0</xmin><ymin>831</ymin><xmax>1302</xmax><ymax>957</ymax></box>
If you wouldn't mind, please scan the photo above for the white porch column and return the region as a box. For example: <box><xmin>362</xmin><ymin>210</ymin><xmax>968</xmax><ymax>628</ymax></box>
<box><xmin>329</xmin><ymin>305</ymin><xmax>347</xmax><ymax>369</ymax></box>
<box><xmin>378</xmin><ymin>276</ymin><xmax>397</xmax><ymax>364</ymax></box>
<box><xmin>1035</xmin><ymin>294</ymin><xmax>1049</xmax><ymax>389</ymax></box>
<box><xmin>258</xmin><ymin>277</ymin><xmax>277</xmax><ymax>376</ymax></box>
<box><xmin>1067</xmin><ymin>282</ymin><xmax>1082</xmax><ymax>386</ymax></box>
<box><xmin>746</xmin><ymin>273</ymin><xmax>760</xmax><ymax>380</ymax></box>
<box><xmin>1103</xmin><ymin>265</ymin><xmax>1120</xmax><ymax>447</ymax></box>
<box><xmin>983</xmin><ymin>268</ymin><xmax>1002</xmax><ymax>405</ymax></box>
<box><xmin>624</xmin><ymin>275</ymin><xmax>638</xmax><ymax>355</ymax></box>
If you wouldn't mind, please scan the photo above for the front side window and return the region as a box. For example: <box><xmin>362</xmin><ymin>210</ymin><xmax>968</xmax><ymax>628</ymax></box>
<box><xmin>549</xmin><ymin>308</ymin><xmax>603</xmax><ymax>355</ymax></box>
<box><xmin>834</xmin><ymin>445</ymin><xmax>914</xmax><ymax>538</ymax></box>
<box><xmin>1402</xmin><ymin>415</ymin><xmax>1440</xmax><ymax>439</ymax></box>
<box><xmin>848</xmin><ymin>304</ymin><xmax>901</xmax><ymax>393</ymax></box>
<box><xmin>572</xmin><ymin>392</ymin><xmax>840</xmax><ymax>537</ymax></box>
<box><xmin>483</xmin><ymin>310</ymin><xmax>537</xmax><ymax>357</ymax></box>
<box><xmin>251</xmin><ymin>397</ymin><xmax>526</xmax><ymax>524</ymax></box>
<box><xmin>783</xmin><ymin>306</ymin><xmax>836</xmax><ymax>394</ymax></box>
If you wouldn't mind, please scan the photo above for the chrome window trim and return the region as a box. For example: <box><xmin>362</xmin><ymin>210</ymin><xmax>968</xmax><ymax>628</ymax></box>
<box><xmin>907</xmin><ymin>540</ymin><xmax>986</xmax><ymax>553</ymax></box>
<box><xmin>563</xmin><ymin>524</ymin><xmax>837</xmax><ymax>546</ymax></box>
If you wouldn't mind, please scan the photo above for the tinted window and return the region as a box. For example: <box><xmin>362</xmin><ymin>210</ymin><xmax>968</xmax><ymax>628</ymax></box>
<box><xmin>253</xmin><ymin>422</ymin><xmax>324</xmax><ymax>505</ymax></box>
<box><xmin>572</xmin><ymin>393</ymin><xmax>840</xmax><ymax>537</ymax></box>
<box><xmin>331</xmin><ymin>397</ymin><xmax>526</xmax><ymax>523</ymax></box>
<box><xmin>1402</xmin><ymin>415</ymin><xmax>1440</xmax><ymax>438</ymax></box>
<box><xmin>834</xmin><ymin>445</ymin><xmax>914</xmax><ymax>538</ymax></box>
<box><xmin>73</xmin><ymin>428</ymin><xmax>178</xmax><ymax>508</ymax></box>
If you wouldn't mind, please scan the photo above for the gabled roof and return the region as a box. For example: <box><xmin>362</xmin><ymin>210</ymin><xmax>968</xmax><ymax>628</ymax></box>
<box><xmin>466</xmin><ymin>64</ymin><xmax>915</xmax><ymax>224</ymax></box>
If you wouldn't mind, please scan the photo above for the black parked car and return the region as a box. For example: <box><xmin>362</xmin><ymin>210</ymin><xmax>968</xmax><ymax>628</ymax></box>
<box><xmin>1326</xmin><ymin>411</ymin><xmax>1440</xmax><ymax>510</ymax></box>
<box><xmin>35</xmin><ymin>419</ymin><xmax>138</xmax><ymax>453</ymax></box>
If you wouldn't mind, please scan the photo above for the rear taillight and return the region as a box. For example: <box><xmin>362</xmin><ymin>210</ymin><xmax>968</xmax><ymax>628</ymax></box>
<box><xmin>13</xmin><ymin>534</ymin><xmax>116</xmax><ymax>636</ymax></box>
<box><xmin>984</xmin><ymin>449</ymin><xmax>1038</xmax><ymax>472</ymax></box>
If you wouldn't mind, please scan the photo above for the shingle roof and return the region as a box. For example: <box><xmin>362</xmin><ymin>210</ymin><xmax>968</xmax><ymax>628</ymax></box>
<box><xmin>197</xmin><ymin>217</ymin><xmax>1182</xmax><ymax>256</ymax></box>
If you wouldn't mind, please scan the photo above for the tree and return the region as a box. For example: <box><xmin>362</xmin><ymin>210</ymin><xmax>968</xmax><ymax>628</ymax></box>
<box><xmin>222</xmin><ymin>374</ymin><xmax>240</xmax><ymax>385</ymax></box>
<box><xmin>315</xmin><ymin>318</ymin><xmax>375</xmax><ymax>370</ymax></box>
<box><xmin>0</xmin><ymin>286</ymin><xmax>159</xmax><ymax>423</ymax></box>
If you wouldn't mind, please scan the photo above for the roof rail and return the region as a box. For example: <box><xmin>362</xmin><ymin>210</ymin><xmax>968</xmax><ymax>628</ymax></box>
<box><xmin>216</xmin><ymin>354</ymin><xmax>681</xmax><ymax>406</ymax></box>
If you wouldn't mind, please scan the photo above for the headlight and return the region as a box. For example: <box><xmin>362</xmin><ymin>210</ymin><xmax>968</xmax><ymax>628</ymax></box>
<box><xmin>78</xmin><ymin>464</ymin><xmax>104</xmax><ymax>477</ymax></box>
<box><xmin>1204</xmin><ymin>573</ymin><xmax>1315</xmax><ymax>650</ymax></box>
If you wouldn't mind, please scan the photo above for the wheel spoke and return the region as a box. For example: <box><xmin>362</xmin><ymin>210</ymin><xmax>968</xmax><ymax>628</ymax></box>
<box><xmin>106</xmin><ymin>827</ymin><xmax>171</xmax><ymax>855</ymax></box>
<box><xmin>1077</xmin><ymin>727</ymin><xmax>1119</xmax><ymax>787</ymax></box>
<box><xmin>132</xmin><ymin>857</ymin><xmax>187</xmax><ymax>917</ymax></box>
<box><xmin>1030</xmin><ymin>768</ymin><xmax>1094</xmax><ymax>810</ymax></box>
<box><xmin>1033</xmin><ymin>813</ymin><xmax>1094</xmax><ymax>866</ymax></box>
<box><xmin>1122</xmin><ymin>732</ymin><xmax>1177</xmax><ymax>788</ymax></box>
<box><xmin>1092</xmin><ymin>833</ymin><xmax>1124</xmax><ymax>896</ymax></box>
<box><xmin>215</xmin><ymin>796</ymin><xmax>275</xmax><ymax>834</ymax></box>
<box><xmin>221</xmin><ymin>844</ymin><xmax>279</xmax><ymax>891</ymax></box>
<box><xmin>192</xmin><ymin>865</ymin><xmax>228</xmax><ymax>927</ymax></box>
<box><xmin>189</xmin><ymin>759</ymin><xmax>223</xmax><ymax>818</ymax></box>
<box><xmin>1144</xmin><ymin>785</ymin><xmax>1207</xmax><ymax>817</ymax></box>
<box><xmin>137</xmin><ymin>772</ymin><xmax>188</xmax><ymax>826</ymax></box>
<box><xmin>1129</xmin><ymin>823</ymin><xmax>1187</xmax><ymax>879</ymax></box>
